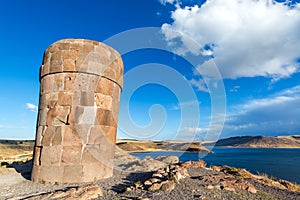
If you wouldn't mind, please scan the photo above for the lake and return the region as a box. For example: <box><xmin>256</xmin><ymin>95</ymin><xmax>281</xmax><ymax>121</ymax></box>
<box><xmin>131</xmin><ymin>147</ymin><xmax>300</xmax><ymax>184</ymax></box>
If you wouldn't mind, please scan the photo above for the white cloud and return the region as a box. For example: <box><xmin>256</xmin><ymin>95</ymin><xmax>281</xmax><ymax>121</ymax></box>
<box><xmin>223</xmin><ymin>86</ymin><xmax>300</xmax><ymax>136</ymax></box>
<box><xmin>170</xmin><ymin>100</ymin><xmax>200</xmax><ymax>110</ymax></box>
<box><xmin>26</xmin><ymin>103</ymin><xmax>38</xmax><ymax>112</ymax></box>
<box><xmin>189</xmin><ymin>78</ymin><xmax>209</xmax><ymax>92</ymax></box>
<box><xmin>162</xmin><ymin>0</ymin><xmax>300</xmax><ymax>80</ymax></box>
<box><xmin>159</xmin><ymin>0</ymin><xmax>176</xmax><ymax>5</ymax></box>
<box><xmin>229</xmin><ymin>86</ymin><xmax>240</xmax><ymax>93</ymax></box>
<box><xmin>174</xmin><ymin>126</ymin><xmax>207</xmax><ymax>140</ymax></box>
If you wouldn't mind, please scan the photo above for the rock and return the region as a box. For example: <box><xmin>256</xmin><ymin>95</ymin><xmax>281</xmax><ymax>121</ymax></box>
<box><xmin>170</xmin><ymin>167</ymin><xmax>189</xmax><ymax>183</ymax></box>
<box><xmin>77</xmin><ymin>184</ymin><xmax>103</xmax><ymax>199</ymax></box>
<box><xmin>201</xmin><ymin>173</ymin><xmax>257</xmax><ymax>194</ymax></box>
<box><xmin>160</xmin><ymin>180</ymin><xmax>175</xmax><ymax>191</ymax></box>
<box><xmin>144</xmin><ymin>180</ymin><xmax>152</xmax><ymax>186</ymax></box>
<box><xmin>207</xmin><ymin>184</ymin><xmax>214</xmax><ymax>189</ymax></box>
<box><xmin>246</xmin><ymin>185</ymin><xmax>257</xmax><ymax>194</ymax></box>
<box><xmin>181</xmin><ymin>160</ymin><xmax>206</xmax><ymax>168</ymax></box>
<box><xmin>149</xmin><ymin>178</ymin><xmax>161</xmax><ymax>183</ymax></box>
<box><xmin>148</xmin><ymin>183</ymin><xmax>162</xmax><ymax>191</ymax></box>
<box><xmin>211</xmin><ymin>165</ymin><xmax>222</xmax><ymax>172</ymax></box>
<box><xmin>180</xmin><ymin>161</ymin><xmax>192</xmax><ymax>168</ymax></box>
<box><xmin>152</xmin><ymin>173</ymin><xmax>163</xmax><ymax>178</ymax></box>
<box><xmin>177</xmin><ymin>167</ymin><xmax>190</xmax><ymax>178</ymax></box>
<box><xmin>192</xmin><ymin>160</ymin><xmax>206</xmax><ymax>168</ymax></box>
<box><xmin>140</xmin><ymin>159</ymin><xmax>165</xmax><ymax>171</ymax></box>
<box><xmin>223</xmin><ymin>187</ymin><xmax>236</xmax><ymax>192</ymax></box>
<box><xmin>135</xmin><ymin>163</ymin><xmax>190</xmax><ymax>192</ymax></box>
<box><xmin>155</xmin><ymin>156</ymin><xmax>179</xmax><ymax>164</ymax></box>
<box><xmin>33</xmin><ymin>184</ymin><xmax>103</xmax><ymax>200</ymax></box>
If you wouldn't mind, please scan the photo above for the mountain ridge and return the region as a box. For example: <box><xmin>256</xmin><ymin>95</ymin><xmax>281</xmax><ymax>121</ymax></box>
<box><xmin>209</xmin><ymin>135</ymin><xmax>300</xmax><ymax>148</ymax></box>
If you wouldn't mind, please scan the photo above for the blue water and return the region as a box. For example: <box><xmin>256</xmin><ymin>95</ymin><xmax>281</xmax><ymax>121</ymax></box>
<box><xmin>131</xmin><ymin>148</ymin><xmax>300</xmax><ymax>184</ymax></box>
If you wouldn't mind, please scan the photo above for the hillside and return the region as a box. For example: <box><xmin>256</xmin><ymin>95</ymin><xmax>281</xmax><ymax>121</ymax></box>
<box><xmin>116</xmin><ymin>140</ymin><xmax>212</xmax><ymax>153</ymax></box>
<box><xmin>0</xmin><ymin>140</ymin><xmax>34</xmax><ymax>163</ymax></box>
<box><xmin>211</xmin><ymin>135</ymin><xmax>300</xmax><ymax>148</ymax></box>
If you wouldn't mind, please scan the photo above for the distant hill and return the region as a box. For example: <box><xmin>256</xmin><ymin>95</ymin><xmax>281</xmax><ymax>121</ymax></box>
<box><xmin>208</xmin><ymin>135</ymin><xmax>300</xmax><ymax>148</ymax></box>
<box><xmin>117</xmin><ymin>139</ymin><xmax>212</xmax><ymax>153</ymax></box>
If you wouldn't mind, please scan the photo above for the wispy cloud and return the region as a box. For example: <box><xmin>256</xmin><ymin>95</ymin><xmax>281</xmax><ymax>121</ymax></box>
<box><xmin>26</xmin><ymin>103</ymin><xmax>38</xmax><ymax>112</ymax></box>
<box><xmin>229</xmin><ymin>86</ymin><xmax>240</xmax><ymax>93</ymax></box>
<box><xmin>170</xmin><ymin>100</ymin><xmax>200</xmax><ymax>110</ymax></box>
<box><xmin>189</xmin><ymin>78</ymin><xmax>209</xmax><ymax>93</ymax></box>
<box><xmin>222</xmin><ymin>85</ymin><xmax>300</xmax><ymax>137</ymax></box>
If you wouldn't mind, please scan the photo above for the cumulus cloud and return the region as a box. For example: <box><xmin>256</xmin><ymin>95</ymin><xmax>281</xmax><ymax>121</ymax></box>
<box><xmin>222</xmin><ymin>85</ymin><xmax>300</xmax><ymax>136</ymax></box>
<box><xmin>161</xmin><ymin>0</ymin><xmax>300</xmax><ymax>80</ymax></box>
<box><xmin>26</xmin><ymin>103</ymin><xmax>38</xmax><ymax>112</ymax></box>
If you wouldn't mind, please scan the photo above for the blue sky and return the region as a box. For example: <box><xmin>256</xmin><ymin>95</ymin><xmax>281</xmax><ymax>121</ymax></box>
<box><xmin>0</xmin><ymin>0</ymin><xmax>300</xmax><ymax>140</ymax></box>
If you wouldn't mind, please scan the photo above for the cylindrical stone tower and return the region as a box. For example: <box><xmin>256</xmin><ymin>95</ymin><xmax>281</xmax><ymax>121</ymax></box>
<box><xmin>31</xmin><ymin>39</ymin><xmax>123</xmax><ymax>183</ymax></box>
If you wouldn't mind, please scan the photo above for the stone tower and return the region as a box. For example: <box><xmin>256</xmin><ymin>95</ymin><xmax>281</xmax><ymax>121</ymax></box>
<box><xmin>31</xmin><ymin>39</ymin><xmax>123</xmax><ymax>183</ymax></box>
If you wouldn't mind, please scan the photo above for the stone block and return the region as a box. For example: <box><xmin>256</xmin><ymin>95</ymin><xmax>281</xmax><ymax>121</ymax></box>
<box><xmin>82</xmin><ymin>145</ymin><xmax>100</xmax><ymax>164</ymax></box>
<box><xmin>77</xmin><ymin>106</ymin><xmax>97</xmax><ymax>125</ymax></box>
<box><xmin>38</xmin><ymin>108</ymin><xmax>49</xmax><ymax>126</ymax></box>
<box><xmin>96</xmin><ymin>108</ymin><xmax>116</xmax><ymax>126</ymax></box>
<box><xmin>38</xmin><ymin>94</ymin><xmax>46</xmax><ymax>109</ymax></box>
<box><xmin>63</xmin><ymin>165</ymin><xmax>83</xmax><ymax>183</ymax></box>
<box><xmin>63</xmin><ymin>59</ymin><xmax>75</xmax><ymax>71</ymax></box>
<box><xmin>33</xmin><ymin>147</ymin><xmax>42</xmax><ymax>166</ymax></box>
<box><xmin>82</xmin><ymin>44</ymin><xmax>95</xmax><ymax>52</ymax></box>
<box><xmin>82</xmin><ymin>163</ymin><xmax>112</xmax><ymax>182</ymax></box>
<box><xmin>52</xmin><ymin>126</ymin><xmax>63</xmax><ymax>146</ymax></box>
<box><xmin>100</xmin><ymin>125</ymin><xmax>117</xmax><ymax>144</ymax></box>
<box><xmin>41</xmin><ymin>125</ymin><xmax>52</xmax><ymax>146</ymax></box>
<box><xmin>50</xmin><ymin>59</ymin><xmax>63</xmax><ymax>73</ymax></box>
<box><xmin>95</xmin><ymin>93</ymin><xmax>113</xmax><ymax>110</ymax></box>
<box><xmin>103</xmin><ymin>67</ymin><xmax>117</xmax><ymax>83</ymax></box>
<box><xmin>62</xmin><ymin>146</ymin><xmax>82</xmax><ymax>165</ymax></box>
<box><xmin>51</xmin><ymin>51</ymin><xmax>61</xmax><ymax>61</ymax></box>
<box><xmin>88</xmin><ymin>125</ymin><xmax>116</xmax><ymax>145</ymax></box>
<box><xmin>96</xmin><ymin>77</ymin><xmax>114</xmax><ymax>96</ymax></box>
<box><xmin>31</xmin><ymin>165</ymin><xmax>41</xmax><ymax>182</ymax></box>
<box><xmin>58</xmin><ymin>91</ymin><xmax>73</xmax><ymax>106</ymax></box>
<box><xmin>75</xmin><ymin>124</ymin><xmax>92</xmax><ymax>144</ymax></box>
<box><xmin>62</xmin><ymin>125</ymin><xmax>83</xmax><ymax>146</ymax></box>
<box><xmin>62</xmin><ymin>50</ymin><xmax>77</xmax><ymax>60</ymax></box>
<box><xmin>80</xmin><ymin>91</ymin><xmax>94</xmax><ymax>106</ymax></box>
<box><xmin>41</xmin><ymin>63</ymin><xmax>50</xmax><ymax>78</ymax></box>
<box><xmin>53</xmin><ymin>74</ymin><xmax>64</xmax><ymax>92</ymax></box>
<box><xmin>64</xmin><ymin>73</ymin><xmax>76</xmax><ymax>91</ymax></box>
<box><xmin>41</xmin><ymin>146</ymin><xmax>62</xmax><ymax>166</ymax></box>
<box><xmin>46</xmin><ymin>105</ymin><xmax>70</xmax><ymax>126</ymax></box>
<box><xmin>70</xmin><ymin>42</ymin><xmax>83</xmax><ymax>51</ymax></box>
<box><xmin>40</xmin><ymin>166</ymin><xmax>64</xmax><ymax>183</ymax></box>
<box><xmin>68</xmin><ymin>106</ymin><xmax>83</xmax><ymax>125</ymax></box>
<box><xmin>58</xmin><ymin>42</ymin><xmax>70</xmax><ymax>50</ymax></box>
<box><xmin>42</xmin><ymin>75</ymin><xmax>54</xmax><ymax>94</ymax></box>
<box><xmin>35</xmin><ymin>126</ymin><xmax>46</xmax><ymax>146</ymax></box>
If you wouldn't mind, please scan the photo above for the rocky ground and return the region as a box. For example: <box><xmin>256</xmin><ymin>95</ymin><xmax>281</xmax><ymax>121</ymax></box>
<box><xmin>0</xmin><ymin>147</ymin><xmax>300</xmax><ymax>200</ymax></box>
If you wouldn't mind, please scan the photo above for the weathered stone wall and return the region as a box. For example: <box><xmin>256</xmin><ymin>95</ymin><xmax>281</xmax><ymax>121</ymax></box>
<box><xmin>31</xmin><ymin>39</ymin><xmax>123</xmax><ymax>183</ymax></box>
